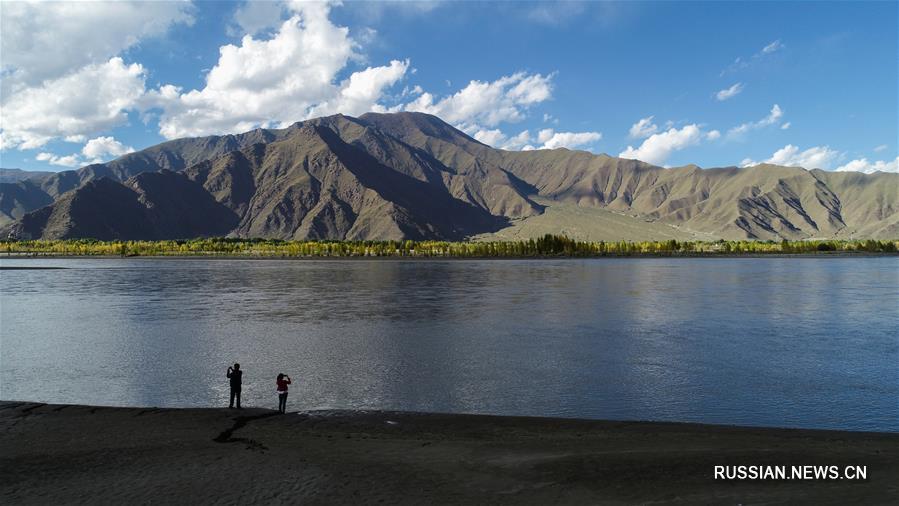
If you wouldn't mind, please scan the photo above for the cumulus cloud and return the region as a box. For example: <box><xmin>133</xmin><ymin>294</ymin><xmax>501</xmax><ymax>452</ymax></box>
<box><xmin>403</xmin><ymin>71</ymin><xmax>554</xmax><ymax>128</ymax></box>
<box><xmin>1</xmin><ymin>0</ymin><xmax>191</xmax><ymax>151</ymax></box>
<box><xmin>1</xmin><ymin>58</ymin><xmax>147</xmax><ymax>150</ymax></box>
<box><xmin>766</xmin><ymin>144</ymin><xmax>838</xmax><ymax>169</ymax></box>
<box><xmin>153</xmin><ymin>0</ymin><xmax>556</xmax><ymax>141</ymax></box>
<box><xmin>745</xmin><ymin>143</ymin><xmax>898</xmax><ymax>173</ymax></box>
<box><xmin>36</xmin><ymin>152</ymin><xmax>81</xmax><ymax>168</ymax></box>
<box><xmin>0</xmin><ymin>0</ymin><xmax>193</xmax><ymax>89</ymax></box>
<box><xmin>628</xmin><ymin>116</ymin><xmax>658</xmax><ymax>139</ymax></box>
<box><xmin>706</xmin><ymin>130</ymin><xmax>721</xmax><ymax>141</ymax></box>
<box><xmin>2</xmin><ymin>0</ymin><xmax>594</xmax><ymax>163</ymax></box>
<box><xmin>232</xmin><ymin>0</ymin><xmax>552</xmax><ymax>139</ymax></box>
<box><xmin>151</xmin><ymin>2</ymin><xmax>409</xmax><ymax>138</ymax></box>
<box><xmin>504</xmin><ymin>130</ymin><xmax>536</xmax><ymax>149</ymax></box>
<box><xmin>835</xmin><ymin>157</ymin><xmax>899</xmax><ymax>174</ymax></box>
<box><xmin>472</xmin><ymin>129</ymin><xmax>509</xmax><ymax>147</ymax></box>
<box><xmin>310</xmin><ymin>59</ymin><xmax>410</xmax><ymax>117</ymax></box>
<box><xmin>82</xmin><ymin>136</ymin><xmax>135</xmax><ymax>161</ymax></box>
<box><xmin>471</xmin><ymin>127</ymin><xmax>600</xmax><ymax>151</ymax></box>
<box><xmin>727</xmin><ymin>104</ymin><xmax>785</xmax><ymax>138</ymax></box>
<box><xmin>536</xmin><ymin>129</ymin><xmax>601</xmax><ymax>150</ymax></box>
<box><xmin>619</xmin><ymin>124</ymin><xmax>703</xmax><ymax>165</ymax></box>
<box><xmin>715</xmin><ymin>82</ymin><xmax>744</xmax><ymax>101</ymax></box>
<box><xmin>742</xmin><ymin>144</ymin><xmax>841</xmax><ymax>170</ymax></box>
<box><xmin>34</xmin><ymin>136</ymin><xmax>136</xmax><ymax>169</ymax></box>
<box><xmin>401</xmin><ymin>69</ymin><xmax>560</xmax><ymax>151</ymax></box>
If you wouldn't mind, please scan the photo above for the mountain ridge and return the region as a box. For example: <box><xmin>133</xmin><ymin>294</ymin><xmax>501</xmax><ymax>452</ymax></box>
<box><xmin>3</xmin><ymin>112</ymin><xmax>897</xmax><ymax>241</ymax></box>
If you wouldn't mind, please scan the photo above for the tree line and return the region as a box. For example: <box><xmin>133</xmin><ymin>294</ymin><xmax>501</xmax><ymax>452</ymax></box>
<box><xmin>2</xmin><ymin>236</ymin><xmax>897</xmax><ymax>257</ymax></box>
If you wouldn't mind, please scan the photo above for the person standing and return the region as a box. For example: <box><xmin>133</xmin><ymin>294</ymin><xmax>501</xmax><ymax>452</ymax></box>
<box><xmin>227</xmin><ymin>363</ymin><xmax>242</xmax><ymax>409</ymax></box>
<box><xmin>276</xmin><ymin>373</ymin><xmax>291</xmax><ymax>414</ymax></box>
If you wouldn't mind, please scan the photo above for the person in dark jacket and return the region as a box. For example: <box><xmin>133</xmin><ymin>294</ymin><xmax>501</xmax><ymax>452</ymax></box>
<box><xmin>227</xmin><ymin>363</ymin><xmax>242</xmax><ymax>409</ymax></box>
<box><xmin>276</xmin><ymin>373</ymin><xmax>291</xmax><ymax>414</ymax></box>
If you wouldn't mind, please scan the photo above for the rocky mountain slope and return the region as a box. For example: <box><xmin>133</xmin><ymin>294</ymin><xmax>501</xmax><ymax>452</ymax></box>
<box><xmin>0</xmin><ymin>168</ymin><xmax>55</xmax><ymax>184</ymax></box>
<box><xmin>3</xmin><ymin>112</ymin><xmax>897</xmax><ymax>241</ymax></box>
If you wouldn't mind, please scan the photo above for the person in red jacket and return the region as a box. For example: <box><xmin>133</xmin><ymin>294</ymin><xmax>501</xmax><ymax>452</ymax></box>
<box><xmin>276</xmin><ymin>373</ymin><xmax>292</xmax><ymax>414</ymax></box>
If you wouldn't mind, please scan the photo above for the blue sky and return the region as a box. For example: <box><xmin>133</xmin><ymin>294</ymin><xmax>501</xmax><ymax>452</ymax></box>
<box><xmin>1</xmin><ymin>0</ymin><xmax>896</xmax><ymax>173</ymax></box>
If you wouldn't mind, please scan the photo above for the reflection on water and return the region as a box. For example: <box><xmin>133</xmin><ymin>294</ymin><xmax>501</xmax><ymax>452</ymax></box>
<box><xmin>1</xmin><ymin>257</ymin><xmax>897</xmax><ymax>431</ymax></box>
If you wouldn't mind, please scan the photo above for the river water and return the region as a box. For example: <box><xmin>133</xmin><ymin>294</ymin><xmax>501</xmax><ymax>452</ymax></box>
<box><xmin>1</xmin><ymin>256</ymin><xmax>896</xmax><ymax>431</ymax></box>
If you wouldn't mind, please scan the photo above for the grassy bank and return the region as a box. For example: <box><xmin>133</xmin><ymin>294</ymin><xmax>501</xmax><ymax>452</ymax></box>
<box><xmin>2</xmin><ymin>235</ymin><xmax>898</xmax><ymax>258</ymax></box>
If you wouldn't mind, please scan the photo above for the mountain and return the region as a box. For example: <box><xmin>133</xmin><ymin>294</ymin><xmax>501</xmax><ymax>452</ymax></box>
<box><xmin>0</xmin><ymin>168</ymin><xmax>55</xmax><ymax>184</ymax></box>
<box><xmin>11</xmin><ymin>171</ymin><xmax>237</xmax><ymax>240</ymax></box>
<box><xmin>3</xmin><ymin>112</ymin><xmax>897</xmax><ymax>241</ymax></box>
<box><xmin>0</xmin><ymin>128</ymin><xmax>292</xmax><ymax>226</ymax></box>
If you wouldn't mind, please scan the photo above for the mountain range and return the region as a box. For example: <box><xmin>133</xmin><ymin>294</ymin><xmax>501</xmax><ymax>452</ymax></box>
<box><xmin>0</xmin><ymin>168</ymin><xmax>55</xmax><ymax>184</ymax></box>
<box><xmin>2</xmin><ymin>112</ymin><xmax>897</xmax><ymax>241</ymax></box>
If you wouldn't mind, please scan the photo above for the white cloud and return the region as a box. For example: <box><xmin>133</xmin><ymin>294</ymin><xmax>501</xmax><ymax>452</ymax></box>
<box><xmin>619</xmin><ymin>125</ymin><xmax>703</xmax><ymax>165</ymax></box>
<box><xmin>470</xmin><ymin>127</ymin><xmax>599</xmax><ymax>151</ymax></box>
<box><xmin>746</xmin><ymin>144</ymin><xmax>840</xmax><ymax>170</ymax></box>
<box><xmin>721</xmin><ymin>39</ymin><xmax>785</xmax><ymax>75</ymax></box>
<box><xmin>762</xmin><ymin>39</ymin><xmax>784</xmax><ymax>54</ymax></box>
<box><xmin>36</xmin><ymin>152</ymin><xmax>81</xmax><ymax>167</ymax></box>
<box><xmin>1</xmin><ymin>58</ymin><xmax>147</xmax><ymax>150</ymax></box>
<box><xmin>628</xmin><ymin>116</ymin><xmax>658</xmax><ymax>139</ymax></box>
<box><xmin>403</xmin><ymin>71</ymin><xmax>554</xmax><ymax>128</ymax></box>
<box><xmin>1</xmin><ymin>1</ymin><xmax>190</xmax><ymax>151</ymax></box>
<box><xmin>706</xmin><ymin>130</ymin><xmax>721</xmax><ymax>141</ymax></box>
<box><xmin>33</xmin><ymin>135</ymin><xmax>136</xmax><ymax>169</ymax></box>
<box><xmin>749</xmin><ymin>146</ymin><xmax>897</xmax><ymax>173</ymax></box>
<box><xmin>780</xmin><ymin>122</ymin><xmax>791</xmax><ymax>130</ymax></box>
<box><xmin>474</xmin><ymin>128</ymin><xmax>535</xmax><ymax>150</ymax></box>
<box><xmin>763</xmin><ymin>105</ymin><xmax>784</xmax><ymax>125</ymax></box>
<box><xmin>0</xmin><ymin>1</ymin><xmax>193</xmax><ymax>90</ymax></box>
<box><xmin>715</xmin><ymin>82</ymin><xmax>744</xmax><ymax>101</ymax></box>
<box><xmin>472</xmin><ymin>129</ymin><xmax>508</xmax><ymax>147</ymax></box>
<box><xmin>505</xmin><ymin>130</ymin><xmax>535</xmax><ymax>149</ymax></box>
<box><xmin>727</xmin><ymin>104</ymin><xmax>784</xmax><ymax>138</ymax></box>
<box><xmin>310</xmin><ymin>59</ymin><xmax>410</xmax><ymax>116</ymax></box>
<box><xmin>535</xmin><ymin>129</ymin><xmax>602</xmax><ymax>150</ymax></box>
<box><xmin>151</xmin><ymin>2</ymin><xmax>410</xmax><ymax>138</ymax></box>
<box><xmin>0</xmin><ymin>0</ymin><xmax>595</xmax><ymax>162</ymax></box>
<box><xmin>835</xmin><ymin>157</ymin><xmax>899</xmax><ymax>174</ymax></box>
<box><xmin>81</xmin><ymin>136</ymin><xmax>135</xmax><ymax>161</ymax></box>
<box><xmin>873</xmin><ymin>144</ymin><xmax>888</xmax><ymax>153</ymax></box>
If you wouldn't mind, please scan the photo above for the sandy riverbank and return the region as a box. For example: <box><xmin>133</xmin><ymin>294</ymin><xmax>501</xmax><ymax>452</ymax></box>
<box><xmin>1</xmin><ymin>402</ymin><xmax>897</xmax><ymax>504</ymax></box>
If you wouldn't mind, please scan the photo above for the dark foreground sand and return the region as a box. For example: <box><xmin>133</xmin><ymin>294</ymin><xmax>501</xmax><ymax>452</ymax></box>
<box><xmin>1</xmin><ymin>402</ymin><xmax>897</xmax><ymax>505</ymax></box>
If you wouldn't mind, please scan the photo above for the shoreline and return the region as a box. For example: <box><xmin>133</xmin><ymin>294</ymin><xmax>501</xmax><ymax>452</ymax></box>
<box><xmin>3</xmin><ymin>402</ymin><xmax>897</xmax><ymax>504</ymax></box>
<box><xmin>2</xmin><ymin>251</ymin><xmax>897</xmax><ymax>261</ymax></box>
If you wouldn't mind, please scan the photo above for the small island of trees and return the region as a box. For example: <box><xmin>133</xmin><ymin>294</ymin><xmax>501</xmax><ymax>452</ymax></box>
<box><xmin>2</xmin><ymin>236</ymin><xmax>897</xmax><ymax>258</ymax></box>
